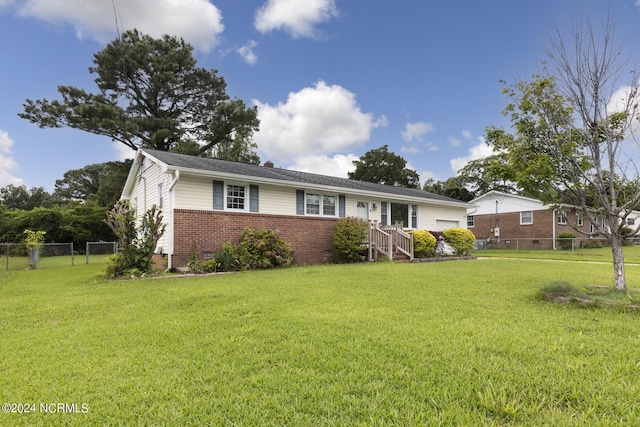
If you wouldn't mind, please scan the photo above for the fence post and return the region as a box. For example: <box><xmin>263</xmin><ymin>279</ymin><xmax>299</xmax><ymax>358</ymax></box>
<box><xmin>4</xmin><ymin>243</ymin><xmax>7</xmax><ymax>272</ymax></box>
<box><xmin>86</xmin><ymin>241</ymin><xmax>89</xmax><ymax>265</ymax></box>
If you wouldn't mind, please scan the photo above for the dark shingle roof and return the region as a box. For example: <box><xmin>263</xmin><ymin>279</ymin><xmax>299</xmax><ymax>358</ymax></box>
<box><xmin>142</xmin><ymin>149</ymin><xmax>467</xmax><ymax>205</ymax></box>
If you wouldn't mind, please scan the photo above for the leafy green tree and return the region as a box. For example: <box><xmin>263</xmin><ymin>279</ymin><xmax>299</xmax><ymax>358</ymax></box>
<box><xmin>20</xmin><ymin>29</ymin><xmax>260</xmax><ymax>163</ymax></box>
<box><xmin>54</xmin><ymin>160</ymin><xmax>132</xmax><ymax>206</ymax></box>
<box><xmin>0</xmin><ymin>185</ymin><xmax>56</xmax><ymax>210</ymax></box>
<box><xmin>348</xmin><ymin>145</ymin><xmax>420</xmax><ymax>188</ymax></box>
<box><xmin>485</xmin><ymin>18</ymin><xmax>640</xmax><ymax>291</ymax></box>
<box><xmin>423</xmin><ymin>177</ymin><xmax>475</xmax><ymax>202</ymax></box>
<box><xmin>455</xmin><ymin>155</ymin><xmax>520</xmax><ymax>197</ymax></box>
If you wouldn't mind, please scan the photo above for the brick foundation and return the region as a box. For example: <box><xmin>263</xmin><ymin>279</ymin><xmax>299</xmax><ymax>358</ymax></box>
<box><xmin>172</xmin><ymin>209</ymin><xmax>338</xmax><ymax>267</ymax></box>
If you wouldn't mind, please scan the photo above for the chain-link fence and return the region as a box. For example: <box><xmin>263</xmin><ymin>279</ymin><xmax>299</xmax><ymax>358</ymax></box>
<box><xmin>85</xmin><ymin>241</ymin><xmax>118</xmax><ymax>264</ymax></box>
<box><xmin>1</xmin><ymin>242</ymin><xmax>75</xmax><ymax>271</ymax></box>
<box><xmin>1</xmin><ymin>241</ymin><xmax>118</xmax><ymax>271</ymax></box>
<box><xmin>474</xmin><ymin>237</ymin><xmax>611</xmax><ymax>251</ymax></box>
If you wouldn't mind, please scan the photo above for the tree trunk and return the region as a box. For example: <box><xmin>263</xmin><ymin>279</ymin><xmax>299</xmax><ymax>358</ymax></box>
<box><xmin>611</xmin><ymin>235</ymin><xmax>627</xmax><ymax>291</ymax></box>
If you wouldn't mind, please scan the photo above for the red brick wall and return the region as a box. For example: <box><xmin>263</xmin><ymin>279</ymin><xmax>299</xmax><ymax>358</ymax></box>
<box><xmin>173</xmin><ymin>209</ymin><xmax>339</xmax><ymax>266</ymax></box>
<box><xmin>470</xmin><ymin>209</ymin><xmax>592</xmax><ymax>249</ymax></box>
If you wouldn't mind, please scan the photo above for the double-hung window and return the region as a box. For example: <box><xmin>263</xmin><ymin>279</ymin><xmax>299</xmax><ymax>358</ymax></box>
<box><xmin>577</xmin><ymin>213</ymin><xmax>584</xmax><ymax>227</ymax></box>
<box><xmin>306</xmin><ymin>194</ymin><xmax>320</xmax><ymax>215</ymax></box>
<box><xmin>467</xmin><ymin>215</ymin><xmax>475</xmax><ymax>228</ymax></box>
<box><xmin>226</xmin><ymin>184</ymin><xmax>246</xmax><ymax>210</ymax></box>
<box><xmin>558</xmin><ymin>211</ymin><xmax>567</xmax><ymax>225</ymax></box>
<box><xmin>213</xmin><ymin>180</ymin><xmax>259</xmax><ymax>212</ymax></box>
<box><xmin>520</xmin><ymin>211</ymin><xmax>533</xmax><ymax>225</ymax></box>
<box><xmin>323</xmin><ymin>195</ymin><xmax>336</xmax><ymax>216</ymax></box>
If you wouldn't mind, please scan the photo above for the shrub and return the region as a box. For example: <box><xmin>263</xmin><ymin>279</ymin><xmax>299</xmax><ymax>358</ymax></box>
<box><xmin>412</xmin><ymin>230</ymin><xmax>436</xmax><ymax>258</ymax></box>
<box><xmin>216</xmin><ymin>242</ymin><xmax>242</xmax><ymax>272</ymax></box>
<box><xmin>581</xmin><ymin>239</ymin><xmax>603</xmax><ymax>249</ymax></box>
<box><xmin>102</xmin><ymin>202</ymin><xmax>166</xmax><ymax>278</ymax></box>
<box><xmin>239</xmin><ymin>228</ymin><xmax>294</xmax><ymax>270</ymax></box>
<box><xmin>620</xmin><ymin>226</ymin><xmax>634</xmax><ymax>246</ymax></box>
<box><xmin>333</xmin><ymin>217</ymin><xmax>369</xmax><ymax>263</ymax></box>
<box><xmin>442</xmin><ymin>228</ymin><xmax>475</xmax><ymax>256</ymax></box>
<box><xmin>557</xmin><ymin>232</ymin><xmax>575</xmax><ymax>250</ymax></box>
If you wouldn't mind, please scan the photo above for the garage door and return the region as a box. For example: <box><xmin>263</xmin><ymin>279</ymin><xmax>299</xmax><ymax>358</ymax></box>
<box><xmin>435</xmin><ymin>220</ymin><xmax>459</xmax><ymax>231</ymax></box>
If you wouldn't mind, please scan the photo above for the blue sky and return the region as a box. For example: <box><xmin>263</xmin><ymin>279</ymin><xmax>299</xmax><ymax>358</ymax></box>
<box><xmin>1</xmin><ymin>0</ymin><xmax>640</xmax><ymax>192</ymax></box>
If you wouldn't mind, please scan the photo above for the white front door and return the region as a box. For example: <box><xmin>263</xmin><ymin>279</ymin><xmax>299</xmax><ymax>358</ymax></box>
<box><xmin>356</xmin><ymin>201</ymin><xmax>369</xmax><ymax>220</ymax></box>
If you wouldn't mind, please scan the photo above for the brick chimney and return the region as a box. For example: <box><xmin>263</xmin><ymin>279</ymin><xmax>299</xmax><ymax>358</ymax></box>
<box><xmin>264</xmin><ymin>160</ymin><xmax>274</xmax><ymax>168</ymax></box>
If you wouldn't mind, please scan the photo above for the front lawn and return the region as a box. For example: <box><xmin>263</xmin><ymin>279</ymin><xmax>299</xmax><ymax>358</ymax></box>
<box><xmin>1</xmin><ymin>260</ymin><xmax>640</xmax><ymax>425</ymax></box>
<box><xmin>476</xmin><ymin>243</ymin><xmax>640</xmax><ymax>264</ymax></box>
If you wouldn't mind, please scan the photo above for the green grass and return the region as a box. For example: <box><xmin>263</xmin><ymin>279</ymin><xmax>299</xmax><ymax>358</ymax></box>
<box><xmin>476</xmin><ymin>243</ymin><xmax>640</xmax><ymax>264</ymax></box>
<box><xmin>2</xmin><ymin>260</ymin><xmax>640</xmax><ymax>425</ymax></box>
<box><xmin>0</xmin><ymin>254</ymin><xmax>110</xmax><ymax>272</ymax></box>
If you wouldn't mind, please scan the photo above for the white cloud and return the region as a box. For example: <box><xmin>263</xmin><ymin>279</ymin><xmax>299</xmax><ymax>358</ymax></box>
<box><xmin>112</xmin><ymin>141</ymin><xmax>136</xmax><ymax>162</ymax></box>
<box><xmin>449</xmin><ymin>138</ymin><xmax>493</xmax><ymax>174</ymax></box>
<box><xmin>401</xmin><ymin>121</ymin><xmax>435</xmax><ymax>142</ymax></box>
<box><xmin>237</xmin><ymin>40</ymin><xmax>258</xmax><ymax>65</ymax></box>
<box><xmin>255</xmin><ymin>0</ymin><xmax>338</xmax><ymax>38</ymax></box>
<box><xmin>0</xmin><ymin>0</ymin><xmax>15</xmax><ymax>9</ymax></box>
<box><xmin>448</xmin><ymin>137</ymin><xmax>461</xmax><ymax>147</ymax></box>
<box><xmin>253</xmin><ymin>80</ymin><xmax>385</xmax><ymax>162</ymax></box>
<box><xmin>16</xmin><ymin>0</ymin><xmax>224</xmax><ymax>52</ymax></box>
<box><xmin>461</xmin><ymin>130</ymin><xmax>472</xmax><ymax>140</ymax></box>
<box><xmin>287</xmin><ymin>153</ymin><xmax>358</xmax><ymax>178</ymax></box>
<box><xmin>0</xmin><ymin>130</ymin><xmax>24</xmax><ymax>187</ymax></box>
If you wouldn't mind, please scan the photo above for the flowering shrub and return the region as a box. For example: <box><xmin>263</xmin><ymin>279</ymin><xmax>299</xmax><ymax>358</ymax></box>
<box><xmin>442</xmin><ymin>228</ymin><xmax>476</xmax><ymax>256</ymax></box>
<box><xmin>239</xmin><ymin>228</ymin><xmax>294</xmax><ymax>269</ymax></box>
<box><xmin>412</xmin><ymin>230</ymin><xmax>436</xmax><ymax>258</ymax></box>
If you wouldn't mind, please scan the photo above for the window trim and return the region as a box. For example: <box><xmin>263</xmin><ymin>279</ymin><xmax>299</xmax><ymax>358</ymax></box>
<box><xmin>301</xmin><ymin>191</ymin><xmax>339</xmax><ymax>217</ymax></box>
<box><xmin>558</xmin><ymin>210</ymin><xmax>567</xmax><ymax>225</ymax></box>
<box><xmin>213</xmin><ymin>180</ymin><xmax>258</xmax><ymax>213</ymax></box>
<box><xmin>520</xmin><ymin>211</ymin><xmax>533</xmax><ymax>225</ymax></box>
<box><xmin>226</xmin><ymin>182</ymin><xmax>247</xmax><ymax>211</ymax></box>
<box><xmin>467</xmin><ymin>215</ymin><xmax>475</xmax><ymax>228</ymax></box>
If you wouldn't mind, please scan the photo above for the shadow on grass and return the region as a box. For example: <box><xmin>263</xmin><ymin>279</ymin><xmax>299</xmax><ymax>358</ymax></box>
<box><xmin>539</xmin><ymin>281</ymin><xmax>640</xmax><ymax>311</ymax></box>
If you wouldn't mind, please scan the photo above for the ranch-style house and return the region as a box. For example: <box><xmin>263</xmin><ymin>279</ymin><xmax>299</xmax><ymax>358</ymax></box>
<box><xmin>121</xmin><ymin>149</ymin><xmax>471</xmax><ymax>268</ymax></box>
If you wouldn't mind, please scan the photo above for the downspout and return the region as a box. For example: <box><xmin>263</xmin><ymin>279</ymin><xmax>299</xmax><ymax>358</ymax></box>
<box><xmin>167</xmin><ymin>170</ymin><xmax>180</xmax><ymax>270</ymax></box>
<box><xmin>552</xmin><ymin>209</ymin><xmax>556</xmax><ymax>250</ymax></box>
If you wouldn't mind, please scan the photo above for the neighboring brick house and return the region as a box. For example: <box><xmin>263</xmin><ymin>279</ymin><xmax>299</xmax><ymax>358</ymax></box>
<box><xmin>466</xmin><ymin>191</ymin><xmax>610</xmax><ymax>249</ymax></box>
<box><xmin>120</xmin><ymin>149</ymin><xmax>471</xmax><ymax>268</ymax></box>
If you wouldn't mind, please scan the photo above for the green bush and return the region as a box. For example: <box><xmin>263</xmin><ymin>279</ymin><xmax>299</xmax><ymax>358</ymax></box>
<box><xmin>620</xmin><ymin>226</ymin><xmax>634</xmax><ymax>246</ymax></box>
<box><xmin>217</xmin><ymin>242</ymin><xmax>243</xmax><ymax>272</ymax></box>
<box><xmin>442</xmin><ymin>228</ymin><xmax>475</xmax><ymax>256</ymax></box>
<box><xmin>557</xmin><ymin>232</ymin><xmax>575</xmax><ymax>250</ymax></box>
<box><xmin>239</xmin><ymin>228</ymin><xmax>294</xmax><ymax>270</ymax></box>
<box><xmin>581</xmin><ymin>239</ymin><xmax>603</xmax><ymax>249</ymax></box>
<box><xmin>412</xmin><ymin>230</ymin><xmax>436</xmax><ymax>258</ymax></box>
<box><xmin>333</xmin><ymin>217</ymin><xmax>368</xmax><ymax>263</ymax></box>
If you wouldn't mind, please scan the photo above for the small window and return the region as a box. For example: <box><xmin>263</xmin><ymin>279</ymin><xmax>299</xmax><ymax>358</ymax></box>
<box><xmin>558</xmin><ymin>211</ymin><xmax>567</xmax><ymax>225</ymax></box>
<box><xmin>306</xmin><ymin>194</ymin><xmax>320</xmax><ymax>215</ymax></box>
<box><xmin>467</xmin><ymin>215</ymin><xmax>475</xmax><ymax>228</ymax></box>
<box><xmin>323</xmin><ymin>195</ymin><xmax>336</xmax><ymax>216</ymax></box>
<box><xmin>380</xmin><ymin>202</ymin><xmax>388</xmax><ymax>226</ymax></box>
<box><xmin>520</xmin><ymin>211</ymin><xmax>533</xmax><ymax>225</ymax></box>
<box><xmin>226</xmin><ymin>184</ymin><xmax>245</xmax><ymax>210</ymax></box>
<box><xmin>411</xmin><ymin>205</ymin><xmax>418</xmax><ymax>229</ymax></box>
<box><xmin>157</xmin><ymin>183</ymin><xmax>163</xmax><ymax>208</ymax></box>
<box><xmin>577</xmin><ymin>213</ymin><xmax>584</xmax><ymax>227</ymax></box>
<box><xmin>628</xmin><ymin>218</ymin><xmax>635</xmax><ymax>226</ymax></box>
